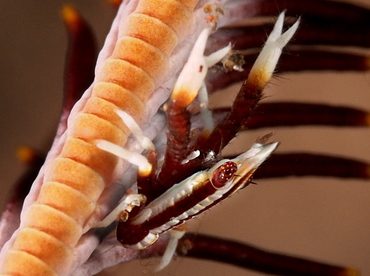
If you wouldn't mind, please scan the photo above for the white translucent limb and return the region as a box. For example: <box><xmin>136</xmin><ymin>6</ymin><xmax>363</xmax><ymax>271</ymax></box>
<box><xmin>152</xmin><ymin>229</ymin><xmax>186</xmax><ymax>273</ymax></box>
<box><xmin>198</xmin><ymin>83</ymin><xmax>214</xmax><ymax>133</ymax></box>
<box><xmin>268</xmin><ymin>11</ymin><xmax>285</xmax><ymax>42</ymax></box>
<box><xmin>249</xmin><ymin>12</ymin><xmax>300</xmax><ymax>83</ymax></box>
<box><xmin>94</xmin><ymin>194</ymin><xmax>146</xmax><ymax>228</ymax></box>
<box><xmin>116</xmin><ymin>110</ymin><xmax>155</xmax><ymax>151</ymax></box>
<box><xmin>204</xmin><ymin>43</ymin><xmax>231</xmax><ymax>68</ymax></box>
<box><xmin>96</xmin><ymin>139</ymin><xmax>152</xmax><ymax>176</ymax></box>
<box><xmin>171</xmin><ymin>28</ymin><xmax>231</xmax><ymax>106</ymax></box>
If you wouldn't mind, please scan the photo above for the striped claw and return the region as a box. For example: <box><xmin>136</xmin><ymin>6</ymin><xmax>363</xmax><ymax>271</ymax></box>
<box><xmin>228</xmin><ymin>141</ymin><xmax>279</xmax><ymax>191</ymax></box>
<box><xmin>117</xmin><ymin>140</ymin><xmax>279</xmax><ymax>251</ymax></box>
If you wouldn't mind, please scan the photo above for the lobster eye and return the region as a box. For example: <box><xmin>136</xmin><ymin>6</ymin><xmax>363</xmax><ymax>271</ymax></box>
<box><xmin>211</xmin><ymin>161</ymin><xmax>238</xmax><ymax>188</ymax></box>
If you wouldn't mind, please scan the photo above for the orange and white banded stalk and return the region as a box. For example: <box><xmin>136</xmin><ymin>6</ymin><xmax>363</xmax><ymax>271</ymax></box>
<box><xmin>0</xmin><ymin>0</ymin><xmax>214</xmax><ymax>275</ymax></box>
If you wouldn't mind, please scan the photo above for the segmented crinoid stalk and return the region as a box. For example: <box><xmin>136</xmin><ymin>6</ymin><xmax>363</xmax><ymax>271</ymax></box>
<box><xmin>0</xmin><ymin>1</ymin><xmax>202</xmax><ymax>275</ymax></box>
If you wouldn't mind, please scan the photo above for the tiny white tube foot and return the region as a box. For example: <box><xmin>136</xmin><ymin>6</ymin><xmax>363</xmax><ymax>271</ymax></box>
<box><xmin>198</xmin><ymin>83</ymin><xmax>214</xmax><ymax>133</ymax></box>
<box><xmin>116</xmin><ymin>110</ymin><xmax>155</xmax><ymax>151</ymax></box>
<box><xmin>152</xmin><ymin>229</ymin><xmax>186</xmax><ymax>273</ymax></box>
<box><xmin>96</xmin><ymin>140</ymin><xmax>152</xmax><ymax>176</ymax></box>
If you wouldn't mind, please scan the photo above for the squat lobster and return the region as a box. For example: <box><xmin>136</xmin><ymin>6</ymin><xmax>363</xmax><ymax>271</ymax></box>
<box><xmin>95</xmin><ymin>12</ymin><xmax>298</xmax><ymax>271</ymax></box>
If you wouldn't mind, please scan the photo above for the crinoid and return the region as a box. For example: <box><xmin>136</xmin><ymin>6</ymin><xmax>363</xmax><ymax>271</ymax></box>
<box><xmin>0</xmin><ymin>1</ymin><xmax>370</xmax><ymax>276</ymax></box>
